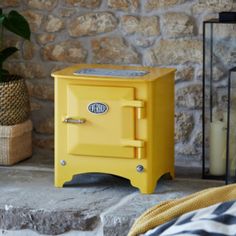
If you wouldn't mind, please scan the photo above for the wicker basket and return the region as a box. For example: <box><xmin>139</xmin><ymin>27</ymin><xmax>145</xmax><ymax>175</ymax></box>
<box><xmin>0</xmin><ymin>75</ymin><xmax>30</xmax><ymax>126</ymax></box>
<box><xmin>0</xmin><ymin>119</ymin><xmax>32</xmax><ymax>165</ymax></box>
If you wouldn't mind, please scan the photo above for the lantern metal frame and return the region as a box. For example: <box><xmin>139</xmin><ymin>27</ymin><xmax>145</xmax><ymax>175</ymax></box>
<box><xmin>202</xmin><ymin>19</ymin><xmax>236</xmax><ymax>184</ymax></box>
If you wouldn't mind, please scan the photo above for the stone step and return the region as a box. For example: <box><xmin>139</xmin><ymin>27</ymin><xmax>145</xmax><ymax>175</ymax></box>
<box><xmin>0</xmin><ymin>154</ymin><xmax>224</xmax><ymax>236</ymax></box>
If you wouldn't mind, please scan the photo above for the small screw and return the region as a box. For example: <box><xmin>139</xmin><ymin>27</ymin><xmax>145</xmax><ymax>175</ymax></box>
<box><xmin>136</xmin><ymin>165</ymin><xmax>144</xmax><ymax>173</ymax></box>
<box><xmin>60</xmin><ymin>160</ymin><xmax>66</xmax><ymax>166</ymax></box>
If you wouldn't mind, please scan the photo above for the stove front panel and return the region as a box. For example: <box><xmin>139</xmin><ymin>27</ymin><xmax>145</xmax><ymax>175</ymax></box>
<box><xmin>66</xmin><ymin>84</ymin><xmax>137</xmax><ymax>158</ymax></box>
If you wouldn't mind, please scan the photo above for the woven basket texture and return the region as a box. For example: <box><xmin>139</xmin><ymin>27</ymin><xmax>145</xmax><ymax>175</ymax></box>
<box><xmin>0</xmin><ymin>119</ymin><xmax>32</xmax><ymax>165</ymax></box>
<box><xmin>0</xmin><ymin>75</ymin><xmax>30</xmax><ymax>126</ymax></box>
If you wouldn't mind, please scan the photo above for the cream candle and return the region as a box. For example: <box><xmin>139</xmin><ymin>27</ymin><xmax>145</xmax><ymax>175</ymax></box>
<box><xmin>223</xmin><ymin>111</ymin><xmax>236</xmax><ymax>176</ymax></box>
<box><xmin>209</xmin><ymin>121</ymin><xmax>226</xmax><ymax>176</ymax></box>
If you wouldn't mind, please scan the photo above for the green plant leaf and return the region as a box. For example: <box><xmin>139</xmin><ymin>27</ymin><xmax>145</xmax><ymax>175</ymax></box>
<box><xmin>0</xmin><ymin>9</ymin><xmax>5</xmax><ymax>24</ymax></box>
<box><xmin>0</xmin><ymin>47</ymin><xmax>18</xmax><ymax>65</ymax></box>
<box><xmin>3</xmin><ymin>10</ymin><xmax>30</xmax><ymax>40</ymax></box>
<box><xmin>0</xmin><ymin>69</ymin><xmax>10</xmax><ymax>82</ymax></box>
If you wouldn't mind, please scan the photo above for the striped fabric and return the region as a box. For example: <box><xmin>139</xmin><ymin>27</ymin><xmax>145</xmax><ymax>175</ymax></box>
<box><xmin>144</xmin><ymin>200</ymin><xmax>236</xmax><ymax>236</ymax></box>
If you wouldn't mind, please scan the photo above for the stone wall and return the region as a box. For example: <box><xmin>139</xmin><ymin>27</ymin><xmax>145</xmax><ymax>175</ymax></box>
<box><xmin>1</xmin><ymin>0</ymin><xmax>236</xmax><ymax>166</ymax></box>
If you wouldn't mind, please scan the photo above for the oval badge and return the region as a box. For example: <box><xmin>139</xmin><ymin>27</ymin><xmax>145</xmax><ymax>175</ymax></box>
<box><xmin>88</xmin><ymin>102</ymin><xmax>109</xmax><ymax>115</ymax></box>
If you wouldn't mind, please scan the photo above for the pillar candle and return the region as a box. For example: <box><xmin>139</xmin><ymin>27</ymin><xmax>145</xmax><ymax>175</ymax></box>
<box><xmin>209</xmin><ymin>121</ymin><xmax>226</xmax><ymax>176</ymax></box>
<box><xmin>223</xmin><ymin>111</ymin><xmax>236</xmax><ymax>176</ymax></box>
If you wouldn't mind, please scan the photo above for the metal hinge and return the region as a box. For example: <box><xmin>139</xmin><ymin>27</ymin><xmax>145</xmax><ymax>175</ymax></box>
<box><xmin>121</xmin><ymin>100</ymin><xmax>145</xmax><ymax>119</ymax></box>
<box><xmin>121</xmin><ymin>139</ymin><xmax>145</xmax><ymax>159</ymax></box>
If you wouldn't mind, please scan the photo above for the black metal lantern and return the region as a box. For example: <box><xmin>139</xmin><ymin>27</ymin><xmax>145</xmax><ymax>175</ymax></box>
<box><xmin>202</xmin><ymin>17</ymin><xmax>236</xmax><ymax>184</ymax></box>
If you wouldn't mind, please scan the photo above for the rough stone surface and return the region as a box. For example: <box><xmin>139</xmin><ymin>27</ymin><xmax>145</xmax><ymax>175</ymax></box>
<box><xmin>144</xmin><ymin>39</ymin><xmax>202</xmax><ymax>65</ymax></box>
<box><xmin>175</xmin><ymin>67</ymin><xmax>194</xmax><ymax>83</ymax></box>
<box><xmin>176</xmin><ymin>85</ymin><xmax>202</xmax><ymax>109</ymax></box>
<box><xmin>121</xmin><ymin>16</ymin><xmax>160</xmax><ymax>36</ymax></box>
<box><xmin>92</xmin><ymin>37</ymin><xmax>140</xmax><ymax>64</ymax></box>
<box><xmin>102</xmin><ymin>178</ymin><xmax>222</xmax><ymax>236</ymax></box>
<box><xmin>65</xmin><ymin>0</ymin><xmax>102</xmax><ymax>8</ymax></box>
<box><xmin>193</xmin><ymin>131</ymin><xmax>202</xmax><ymax>149</ymax></box>
<box><xmin>4</xmin><ymin>0</ymin><xmax>235</xmax><ymax>166</ymax></box>
<box><xmin>22</xmin><ymin>41</ymin><xmax>35</xmax><ymax>60</ymax></box>
<box><xmin>22</xmin><ymin>11</ymin><xmax>43</xmax><ymax>32</ymax></box>
<box><xmin>0</xmin><ymin>158</ymin><xmax>223</xmax><ymax>235</ymax></box>
<box><xmin>108</xmin><ymin>0</ymin><xmax>139</xmax><ymax>12</ymax></box>
<box><xmin>36</xmin><ymin>33</ymin><xmax>56</xmax><ymax>45</ymax></box>
<box><xmin>212</xmin><ymin>64</ymin><xmax>226</xmax><ymax>81</ymax></box>
<box><xmin>0</xmin><ymin>168</ymin><xmax>134</xmax><ymax>234</ymax></box>
<box><xmin>33</xmin><ymin>135</ymin><xmax>54</xmax><ymax>150</ymax></box>
<box><xmin>58</xmin><ymin>8</ymin><xmax>76</xmax><ymax>17</ymax></box>
<box><xmin>45</xmin><ymin>15</ymin><xmax>64</xmax><ymax>33</ymax></box>
<box><xmin>162</xmin><ymin>12</ymin><xmax>194</xmax><ymax>38</ymax></box>
<box><xmin>1</xmin><ymin>0</ymin><xmax>20</xmax><ymax>7</ymax></box>
<box><xmin>30</xmin><ymin>101</ymin><xmax>42</xmax><ymax>111</ymax></box>
<box><xmin>68</xmin><ymin>12</ymin><xmax>117</xmax><ymax>37</ymax></box>
<box><xmin>175</xmin><ymin>112</ymin><xmax>194</xmax><ymax>143</ymax></box>
<box><xmin>133</xmin><ymin>38</ymin><xmax>155</xmax><ymax>48</ymax></box>
<box><xmin>213</xmin><ymin>24</ymin><xmax>236</xmax><ymax>40</ymax></box>
<box><xmin>34</xmin><ymin>117</ymin><xmax>54</xmax><ymax>134</ymax></box>
<box><xmin>176</xmin><ymin>144</ymin><xmax>199</xmax><ymax>155</ymax></box>
<box><xmin>192</xmin><ymin>0</ymin><xmax>235</xmax><ymax>14</ymax></box>
<box><xmin>26</xmin><ymin>0</ymin><xmax>58</xmax><ymax>10</ymax></box>
<box><xmin>214</xmin><ymin>42</ymin><xmax>236</xmax><ymax>67</ymax></box>
<box><xmin>5</xmin><ymin>62</ymin><xmax>47</xmax><ymax>79</ymax></box>
<box><xmin>27</xmin><ymin>83</ymin><xmax>54</xmax><ymax>101</ymax></box>
<box><xmin>145</xmin><ymin>0</ymin><xmax>186</xmax><ymax>11</ymax></box>
<box><xmin>43</xmin><ymin>40</ymin><xmax>87</xmax><ymax>63</ymax></box>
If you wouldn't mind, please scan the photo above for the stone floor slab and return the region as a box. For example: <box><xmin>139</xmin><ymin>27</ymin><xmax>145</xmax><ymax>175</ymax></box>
<box><xmin>101</xmin><ymin>178</ymin><xmax>223</xmax><ymax>236</ymax></box>
<box><xmin>0</xmin><ymin>155</ymin><xmax>225</xmax><ymax>236</ymax></box>
<box><xmin>0</xmin><ymin>168</ymin><xmax>135</xmax><ymax>235</ymax></box>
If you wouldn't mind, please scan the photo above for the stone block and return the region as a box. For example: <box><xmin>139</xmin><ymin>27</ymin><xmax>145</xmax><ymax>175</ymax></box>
<box><xmin>145</xmin><ymin>0</ymin><xmax>187</xmax><ymax>11</ymax></box>
<box><xmin>65</xmin><ymin>0</ymin><xmax>102</xmax><ymax>8</ymax></box>
<box><xmin>22</xmin><ymin>10</ymin><xmax>43</xmax><ymax>32</ymax></box>
<box><xmin>192</xmin><ymin>0</ymin><xmax>235</xmax><ymax>14</ymax></box>
<box><xmin>176</xmin><ymin>84</ymin><xmax>202</xmax><ymax>109</ymax></box>
<box><xmin>1</xmin><ymin>0</ymin><xmax>20</xmax><ymax>7</ymax></box>
<box><xmin>68</xmin><ymin>12</ymin><xmax>117</xmax><ymax>37</ymax></box>
<box><xmin>108</xmin><ymin>0</ymin><xmax>139</xmax><ymax>12</ymax></box>
<box><xmin>45</xmin><ymin>15</ymin><xmax>64</xmax><ymax>33</ymax></box>
<box><xmin>162</xmin><ymin>12</ymin><xmax>194</xmax><ymax>38</ymax></box>
<box><xmin>92</xmin><ymin>36</ymin><xmax>140</xmax><ymax>64</ymax></box>
<box><xmin>27</xmin><ymin>82</ymin><xmax>54</xmax><ymax>101</ymax></box>
<box><xmin>175</xmin><ymin>112</ymin><xmax>194</xmax><ymax>143</ymax></box>
<box><xmin>144</xmin><ymin>39</ymin><xmax>202</xmax><ymax>65</ymax></box>
<box><xmin>33</xmin><ymin>135</ymin><xmax>54</xmax><ymax>150</ymax></box>
<box><xmin>175</xmin><ymin>67</ymin><xmax>194</xmax><ymax>83</ymax></box>
<box><xmin>36</xmin><ymin>33</ymin><xmax>56</xmax><ymax>45</ymax></box>
<box><xmin>34</xmin><ymin>117</ymin><xmax>54</xmax><ymax>134</ymax></box>
<box><xmin>121</xmin><ymin>16</ymin><xmax>160</xmax><ymax>36</ymax></box>
<box><xmin>5</xmin><ymin>62</ymin><xmax>48</xmax><ymax>80</ymax></box>
<box><xmin>22</xmin><ymin>41</ymin><xmax>35</xmax><ymax>60</ymax></box>
<box><xmin>43</xmin><ymin>40</ymin><xmax>87</xmax><ymax>63</ymax></box>
<box><xmin>25</xmin><ymin>0</ymin><xmax>58</xmax><ymax>10</ymax></box>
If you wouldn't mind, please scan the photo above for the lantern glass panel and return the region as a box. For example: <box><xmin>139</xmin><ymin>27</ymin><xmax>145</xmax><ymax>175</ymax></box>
<box><xmin>203</xmin><ymin>20</ymin><xmax>236</xmax><ymax>181</ymax></box>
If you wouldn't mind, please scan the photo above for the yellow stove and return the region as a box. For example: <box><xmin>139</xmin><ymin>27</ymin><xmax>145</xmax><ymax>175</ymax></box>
<box><xmin>52</xmin><ymin>64</ymin><xmax>175</xmax><ymax>194</ymax></box>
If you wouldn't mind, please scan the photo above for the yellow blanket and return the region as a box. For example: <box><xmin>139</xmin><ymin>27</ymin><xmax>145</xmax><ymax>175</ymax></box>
<box><xmin>128</xmin><ymin>184</ymin><xmax>236</xmax><ymax>236</ymax></box>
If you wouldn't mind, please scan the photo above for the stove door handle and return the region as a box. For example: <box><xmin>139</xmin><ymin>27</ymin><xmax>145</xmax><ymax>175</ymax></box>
<box><xmin>63</xmin><ymin>117</ymin><xmax>86</xmax><ymax>124</ymax></box>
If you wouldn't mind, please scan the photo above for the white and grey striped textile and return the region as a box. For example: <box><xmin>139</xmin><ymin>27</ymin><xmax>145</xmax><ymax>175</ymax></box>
<box><xmin>144</xmin><ymin>200</ymin><xmax>236</xmax><ymax>236</ymax></box>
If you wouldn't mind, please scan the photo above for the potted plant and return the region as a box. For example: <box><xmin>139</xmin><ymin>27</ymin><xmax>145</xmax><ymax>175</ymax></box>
<box><xmin>0</xmin><ymin>9</ymin><xmax>32</xmax><ymax>165</ymax></box>
<box><xmin>0</xmin><ymin>8</ymin><xmax>31</xmax><ymax>125</ymax></box>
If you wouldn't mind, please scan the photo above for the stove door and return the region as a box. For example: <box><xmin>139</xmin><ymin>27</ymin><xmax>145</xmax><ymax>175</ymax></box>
<box><xmin>66</xmin><ymin>84</ymin><xmax>139</xmax><ymax>158</ymax></box>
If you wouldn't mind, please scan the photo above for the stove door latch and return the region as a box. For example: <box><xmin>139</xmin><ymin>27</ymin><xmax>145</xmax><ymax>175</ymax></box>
<box><xmin>121</xmin><ymin>100</ymin><xmax>145</xmax><ymax>119</ymax></box>
<box><xmin>121</xmin><ymin>139</ymin><xmax>145</xmax><ymax>159</ymax></box>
